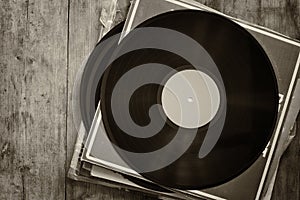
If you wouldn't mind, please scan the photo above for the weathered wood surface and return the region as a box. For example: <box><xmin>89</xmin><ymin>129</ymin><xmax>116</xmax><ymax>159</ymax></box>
<box><xmin>0</xmin><ymin>0</ymin><xmax>68</xmax><ymax>200</ymax></box>
<box><xmin>0</xmin><ymin>0</ymin><xmax>299</xmax><ymax>200</ymax></box>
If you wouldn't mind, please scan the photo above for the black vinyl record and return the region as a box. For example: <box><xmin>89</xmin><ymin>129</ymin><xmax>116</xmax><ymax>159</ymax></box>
<box><xmin>100</xmin><ymin>10</ymin><xmax>279</xmax><ymax>190</ymax></box>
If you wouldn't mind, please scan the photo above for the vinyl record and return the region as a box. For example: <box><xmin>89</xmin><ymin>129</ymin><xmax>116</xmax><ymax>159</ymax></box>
<box><xmin>100</xmin><ymin>10</ymin><xmax>279</xmax><ymax>189</ymax></box>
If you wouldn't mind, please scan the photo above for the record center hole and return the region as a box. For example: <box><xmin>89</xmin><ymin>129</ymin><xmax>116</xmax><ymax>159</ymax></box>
<box><xmin>187</xmin><ymin>97</ymin><xmax>194</xmax><ymax>103</ymax></box>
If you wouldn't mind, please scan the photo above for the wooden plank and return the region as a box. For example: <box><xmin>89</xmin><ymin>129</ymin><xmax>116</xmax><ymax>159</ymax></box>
<box><xmin>66</xmin><ymin>0</ymin><xmax>113</xmax><ymax>198</ymax></box>
<box><xmin>0</xmin><ymin>0</ymin><xmax>68</xmax><ymax>200</ymax></box>
<box><xmin>66</xmin><ymin>0</ymin><xmax>157</xmax><ymax>199</ymax></box>
<box><xmin>207</xmin><ymin>0</ymin><xmax>300</xmax><ymax>39</ymax></box>
<box><xmin>66</xmin><ymin>0</ymin><xmax>117</xmax><ymax>167</ymax></box>
<box><xmin>273</xmin><ymin>118</ymin><xmax>300</xmax><ymax>200</ymax></box>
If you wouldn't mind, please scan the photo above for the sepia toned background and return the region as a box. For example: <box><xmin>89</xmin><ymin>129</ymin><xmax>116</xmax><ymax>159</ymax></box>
<box><xmin>0</xmin><ymin>0</ymin><xmax>299</xmax><ymax>199</ymax></box>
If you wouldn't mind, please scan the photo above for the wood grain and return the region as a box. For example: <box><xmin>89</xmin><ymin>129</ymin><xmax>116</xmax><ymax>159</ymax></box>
<box><xmin>0</xmin><ymin>0</ymin><xmax>299</xmax><ymax>199</ymax></box>
<box><xmin>0</xmin><ymin>0</ymin><xmax>68</xmax><ymax>199</ymax></box>
<box><xmin>272</xmin><ymin>118</ymin><xmax>300</xmax><ymax>200</ymax></box>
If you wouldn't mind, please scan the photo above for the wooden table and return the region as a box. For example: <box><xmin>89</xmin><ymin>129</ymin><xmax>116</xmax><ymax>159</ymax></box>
<box><xmin>0</xmin><ymin>0</ymin><xmax>299</xmax><ymax>199</ymax></box>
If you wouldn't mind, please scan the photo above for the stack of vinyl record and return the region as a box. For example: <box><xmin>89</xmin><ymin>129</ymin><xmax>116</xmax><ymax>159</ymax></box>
<box><xmin>69</xmin><ymin>0</ymin><xmax>300</xmax><ymax>199</ymax></box>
